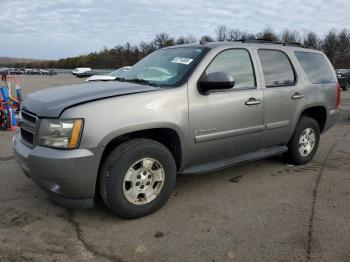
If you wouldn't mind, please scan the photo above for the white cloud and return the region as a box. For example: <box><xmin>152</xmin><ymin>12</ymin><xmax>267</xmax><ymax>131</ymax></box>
<box><xmin>0</xmin><ymin>0</ymin><xmax>349</xmax><ymax>59</ymax></box>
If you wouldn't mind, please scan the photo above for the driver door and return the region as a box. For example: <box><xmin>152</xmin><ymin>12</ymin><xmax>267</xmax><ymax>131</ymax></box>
<box><xmin>188</xmin><ymin>48</ymin><xmax>264</xmax><ymax>164</ymax></box>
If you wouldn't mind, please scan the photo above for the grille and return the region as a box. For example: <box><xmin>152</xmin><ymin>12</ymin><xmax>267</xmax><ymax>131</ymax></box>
<box><xmin>20</xmin><ymin>110</ymin><xmax>38</xmax><ymax>146</ymax></box>
<box><xmin>20</xmin><ymin>128</ymin><xmax>34</xmax><ymax>145</ymax></box>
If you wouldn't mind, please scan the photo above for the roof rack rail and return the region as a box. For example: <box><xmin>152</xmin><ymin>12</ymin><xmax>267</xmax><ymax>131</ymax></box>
<box><xmin>234</xmin><ymin>38</ymin><xmax>284</xmax><ymax>45</ymax></box>
<box><xmin>290</xmin><ymin>42</ymin><xmax>303</xmax><ymax>47</ymax></box>
<box><xmin>234</xmin><ymin>38</ymin><xmax>304</xmax><ymax>47</ymax></box>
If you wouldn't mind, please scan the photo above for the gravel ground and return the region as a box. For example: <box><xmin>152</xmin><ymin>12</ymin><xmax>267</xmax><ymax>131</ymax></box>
<box><xmin>0</xmin><ymin>75</ymin><xmax>349</xmax><ymax>262</ymax></box>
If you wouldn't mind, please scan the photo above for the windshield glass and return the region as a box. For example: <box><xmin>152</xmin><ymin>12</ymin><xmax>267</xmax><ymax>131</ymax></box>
<box><xmin>108</xmin><ymin>67</ymin><xmax>130</xmax><ymax>77</ymax></box>
<box><xmin>122</xmin><ymin>47</ymin><xmax>209</xmax><ymax>87</ymax></box>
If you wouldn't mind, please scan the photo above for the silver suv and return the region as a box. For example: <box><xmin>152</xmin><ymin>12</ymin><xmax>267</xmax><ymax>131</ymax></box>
<box><xmin>14</xmin><ymin>41</ymin><xmax>341</xmax><ymax>218</ymax></box>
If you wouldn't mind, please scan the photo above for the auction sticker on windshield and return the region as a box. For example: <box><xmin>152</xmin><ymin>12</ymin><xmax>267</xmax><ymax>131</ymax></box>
<box><xmin>171</xmin><ymin>57</ymin><xmax>193</xmax><ymax>65</ymax></box>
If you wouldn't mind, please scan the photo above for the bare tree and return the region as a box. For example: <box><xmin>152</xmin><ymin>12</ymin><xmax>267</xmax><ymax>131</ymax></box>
<box><xmin>281</xmin><ymin>29</ymin><xmax>300</xmax><ymax>44</ymax></box>
<box><xmin>154</xmin><ymin>33</ymin><xmax>174</xmax><ymax>49</ymax></box>
<box><xmin>257</xmin><ymin>27</ymin><xmax>279</xmax><ymax>42</ymax></box>
<box><xmin>227</xmin><ymin>29</ymin><xmax>244</xmax><ymax>41</ymax></box>
<box><xmin>176</xmin><ymin>36</ymin><xmax>189</xmax><ymax>45</ymax></box>
<box><xmin>186</xmin><ymin>35</ymin><xmax>197</xmax><ymax>43</ymax></box>
<box><xmin>302</xmin><ymin>31</ymin><xmax>321</xmax><ymax>49</ymax></box>
<box><xmin>200</xmin><ymin>35</ymin><xmax>214</xmax><ymax>44</ymax></box>
<box><xmin>322</xmin><ymin>30</ymin><xmax>338</xmax><ymax>64</ymax></box>
<box><xmin>241</xmin><ymin>32</ymin><xmax>256</xmax><ymax>40</ymax></box>
<box><xmin>139</xmin><ymin>41</ymin><xmax>155</xmax><ymax>55</ymax></box>
<box><xmin>215</xmin><ymin>25</ymin><xmax>227</xmax><ymax>41</ymax></box>
<box><xmin>337</xmin><ymin>29</ymin><xmax>350</xmax><ymax>56</ymax></box>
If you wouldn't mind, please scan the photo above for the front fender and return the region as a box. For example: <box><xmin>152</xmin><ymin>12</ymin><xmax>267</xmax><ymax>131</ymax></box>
<box><xmin>60</xmin><ymin>87</ymin><xmax>190</xmax><ymax>164</ymax></box>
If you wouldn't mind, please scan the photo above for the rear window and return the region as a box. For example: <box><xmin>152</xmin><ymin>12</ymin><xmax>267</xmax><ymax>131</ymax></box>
<box><xmin>294</xmin><ymin>51</ymin><xmax>336</xmax><ymax>84</ymax></box>
<box><xmin>258</xmin><ymin>49</ymin><xmax>296</xmax><ymax>87</ymax></box>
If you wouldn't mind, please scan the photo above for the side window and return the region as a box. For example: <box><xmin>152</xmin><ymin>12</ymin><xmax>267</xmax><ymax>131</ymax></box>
<box><xmin>294</xmin><ymin>51</ymin><xmax>336</xmax><ymax>84</ymax></box>
<box><xmin>258</xmin><ymin>49</ymin><xmax>295</xmax><ymax>87</ymax></box>
<box><xmin>205</xmin><ymin>49</ymin><xmax>256</xmax><ymax>89</ymax></box>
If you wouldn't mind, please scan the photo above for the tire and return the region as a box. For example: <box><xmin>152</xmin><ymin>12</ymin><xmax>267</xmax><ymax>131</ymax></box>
<box><xmin>344</xmin><ymin>82</ymin><xmax>349</xmax><ymax>91</ymax></box>
<box><xmin>99</xmin><ymin>138</ymin><xmax>177</xmax><ymax>218</ymax></box>
<box><xmin>0</xmin><ymin>110</ymin><xmax>9</xmax><ymax>131</ymax></box>
<box><xmin>285</xmin><ymin>116</ymin><xmax>320</xmax><ymax>165</ymax></box>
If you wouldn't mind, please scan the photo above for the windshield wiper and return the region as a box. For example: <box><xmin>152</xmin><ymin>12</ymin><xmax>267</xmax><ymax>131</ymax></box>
<box><xmin>125</xmin><ymin>78</ymin><xmax>158</xmax><ymax>87</ymax></box>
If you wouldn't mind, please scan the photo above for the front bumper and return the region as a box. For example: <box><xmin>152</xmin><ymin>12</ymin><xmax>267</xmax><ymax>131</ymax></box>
<box><xmin>13</xmin><ymin>132</ymin><xmax>102</xmax><ymax>208</ymax></box>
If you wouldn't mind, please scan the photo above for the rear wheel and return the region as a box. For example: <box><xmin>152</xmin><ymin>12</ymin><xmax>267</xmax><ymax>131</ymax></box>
<box><xmin>343</xmin><ymin>82</ymin><xmax>349</xmax><ymax>91</ymax></box>
<box><xmin>0</xmin><ymin>110</ymin><xmax>9</xmax><ymax>131</ymax></box>
<box><xmin>285</xmin><ymin>116</ymin><xmax>320</xmax><ymax>165</ymax></box>
<box><xmin>99</xmin><ymin>138</ymin><xmax>176</xmax><ymax>218</ymax></box>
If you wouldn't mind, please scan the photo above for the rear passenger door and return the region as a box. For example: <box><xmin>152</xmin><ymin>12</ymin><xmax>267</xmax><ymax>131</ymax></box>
<box><xmin>257</xmin><ymin>49</ymin><xmax>306</xmax><ymax>148</ymax></box>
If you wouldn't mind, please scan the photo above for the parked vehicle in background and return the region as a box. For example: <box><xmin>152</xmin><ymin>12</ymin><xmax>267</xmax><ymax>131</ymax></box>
<box><xmin>25</xmin><ymin>68</ymin><xmax>41</xmax><ymax>75</ymax></box>
<box><xmin>72</xmin><ymin>67</ymin><xmax>91</xmax><ymax>75</ymax></box>
<box><xmin>0</xmin><ymin>67</ymin><xmax>10</xmax><ymax>75</ymax></box>
<box><xmin>48</xmin><ymin>69</ymin><xmax>57</xmax><ymax>76</ymax></box>
<box><xmin>75</xmin><ymin>70</ymin><xmax>96</xmax><ymax>78</ymax></box>
<box><xmin>0</xmin><ymin>68</ymin><xmax>56</xmax><ymax>76</ymax></box>
<box><xmin>336</xmin><ymin>69</ymin><xmax>350</xmax><ymax>91</ymax></box>
<box><xmin>14</xmin><ymin>41</ymin><xmax>340</xmax><ymax>218</ymax></box>
<box><xmin>40</xmin><ymin>69</ymin><xmax>49</xmax><ymax>75</ymax></box>
<box><xmin>85</xmin><ymin>66</ymin><xmax>131</xmax><ymax>82</ymax></box>
<box><xmin>9</xmin><ymin>68</ymin><xmax>25</xmax><ymax>75</ymax></box>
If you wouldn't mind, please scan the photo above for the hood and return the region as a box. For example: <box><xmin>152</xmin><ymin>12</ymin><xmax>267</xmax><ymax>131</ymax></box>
<box><xmin>85</xmin><ymin>75</ymin><xmax>115</xmax><ymax>82</ymax></box>
<box><xmin>22</xmin><ymin>81</ymin><xmax>159</xmax><ymax>117</ymax></box>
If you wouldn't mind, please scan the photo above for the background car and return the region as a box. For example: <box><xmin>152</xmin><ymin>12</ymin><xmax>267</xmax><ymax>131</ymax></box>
<box><xmin>75</xmin><ymin>70</ymin><xmax>95</xmax><ymax>78</ymax></box>
<box><xmin>48</xmin><ymin>69</ymin><xmax>57</xmax><ymax>76</ymax></box>
<box><xmin>85</xmin><ymin>66</ymin><xmax>131</xmax><ymax>81</ymax></box>
<box><xmin>25</xmin><ymin>69</ymin><xmax>41</xmax><ymax>75</ymax></box>
<box><xmin>336</xmin><ymin>69</ymin><xmax>350</xmax><ymax>91</ymax></box>
<box><xmin>40</xmin><ymin>69</ymin><xmax>49</xmax><ymax>75</ymax></box>
<box><xmin>72</xmin><ymin>67</ymin><xmax>91</xmax><ymax>75</ymax></box>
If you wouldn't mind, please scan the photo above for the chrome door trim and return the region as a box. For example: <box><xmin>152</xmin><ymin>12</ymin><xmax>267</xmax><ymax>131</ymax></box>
<box><xmin>194</xmin><ymin>125</ymin><xmax>264</xmax><ymax>143</ymax></box>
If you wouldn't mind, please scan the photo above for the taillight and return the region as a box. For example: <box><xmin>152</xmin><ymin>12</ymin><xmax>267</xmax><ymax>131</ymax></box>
<box><xmin>336</xmin><ymin>83</ymin><xmax>341</xmax><ymax>108</ymax></box>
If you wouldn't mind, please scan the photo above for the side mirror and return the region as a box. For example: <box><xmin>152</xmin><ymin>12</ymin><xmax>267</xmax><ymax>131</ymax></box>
<box><xmin>199</xmin><ymin>71</ymin><xmax>235</xmax><ymax>93</ymax></box>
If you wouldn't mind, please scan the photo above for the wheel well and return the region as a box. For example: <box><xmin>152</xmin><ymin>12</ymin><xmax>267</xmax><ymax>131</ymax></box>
<box><xmin>300</xmin><ymin>106</ymin><xmax>327</xmax><ymax>132</ymax></box>
<box><xmin>99</xmin><ymin>128</ymin><xmax>182</xmax><ymax>170</ymax></box>
<box><xmin>95</xmin><ymin>128</ymin><xmax>183</xmax><ymax>198</ymax></box>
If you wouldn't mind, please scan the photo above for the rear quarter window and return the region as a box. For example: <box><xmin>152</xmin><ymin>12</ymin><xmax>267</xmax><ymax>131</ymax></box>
<box><xmin>258</xmin><ymin>49</ymin><xmax>296</xmax><ymax>87</ymax></box>
<box><xmin>294</xmin><ymin>51</ymin><xmax>336</xmax><ymax>84</ymax></box>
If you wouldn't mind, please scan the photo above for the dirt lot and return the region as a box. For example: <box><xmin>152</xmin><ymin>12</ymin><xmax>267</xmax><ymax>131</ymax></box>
<box><xmin>0</xmin><ymin>75</ymin><xmax>349</xmax><ymax>262</ymax></box>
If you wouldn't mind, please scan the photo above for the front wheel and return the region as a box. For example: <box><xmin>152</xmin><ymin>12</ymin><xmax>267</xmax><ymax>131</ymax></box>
<box><xmin>99</xmin><ymin>138</ymin><xmax>177</xmax><ymax>218</ymax></box>
<box><xmin>285</xmin><ymin>116</ymin><xmax>320</xmax><ymax>165</ymax></box>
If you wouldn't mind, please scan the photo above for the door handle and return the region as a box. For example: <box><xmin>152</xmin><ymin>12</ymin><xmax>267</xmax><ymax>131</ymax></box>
<box><xmin>245</xmin><ymin>98</ymin><xmax>262</xmax><ymax>106</ymax></box>
<box><xmin>291</xmin><ymin>92</ymin><xmax>304</xmax><ymax>99</ymax></box>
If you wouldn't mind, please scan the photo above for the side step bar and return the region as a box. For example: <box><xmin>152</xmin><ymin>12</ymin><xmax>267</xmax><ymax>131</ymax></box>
<box><xmin>180</xmin><ymin>146</ymin><xmax>288</xmax><ymax>176</ymax></box>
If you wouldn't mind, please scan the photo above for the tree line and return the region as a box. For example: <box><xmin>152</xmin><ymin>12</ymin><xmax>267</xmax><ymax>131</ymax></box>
<box><xmin>9</xmin><ymin>26</ymin><xmax>350</xmax><ymax>69</ymax></box>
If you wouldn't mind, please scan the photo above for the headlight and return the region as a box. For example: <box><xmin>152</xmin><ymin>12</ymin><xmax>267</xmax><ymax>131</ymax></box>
<box><xmin>38</xmin><ymin>119</ymin><xmax>83</xmax><ymax>149</ymax></box>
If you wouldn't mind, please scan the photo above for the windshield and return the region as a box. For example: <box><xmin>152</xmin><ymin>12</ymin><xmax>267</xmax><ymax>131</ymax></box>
<box><xmin>122</xmin><ymin>47</ymin><xmax>209</xmax><ymax>87</ymax></box>
<box><xmin>108</xmin><ymin>67</ymin><xmax>130</xmax><ymax>77</ymax></box>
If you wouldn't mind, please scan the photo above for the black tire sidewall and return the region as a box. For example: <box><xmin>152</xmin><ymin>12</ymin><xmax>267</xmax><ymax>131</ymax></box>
<box><xmin>102</xmin><ymin>139</ymin><xmax>176</xmax><ymax>218</ymax></box>
<box><xmin>288</xmin><ymin>116</ymin><xmax>320</xmax><ymax>165</ymax></box>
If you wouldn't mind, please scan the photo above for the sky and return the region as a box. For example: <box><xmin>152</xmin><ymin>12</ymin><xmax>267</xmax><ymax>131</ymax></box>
<box><xmin>0</xmin><ymin>0</ymin><xmax>349</xmax><ymax>60</ymax></box>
